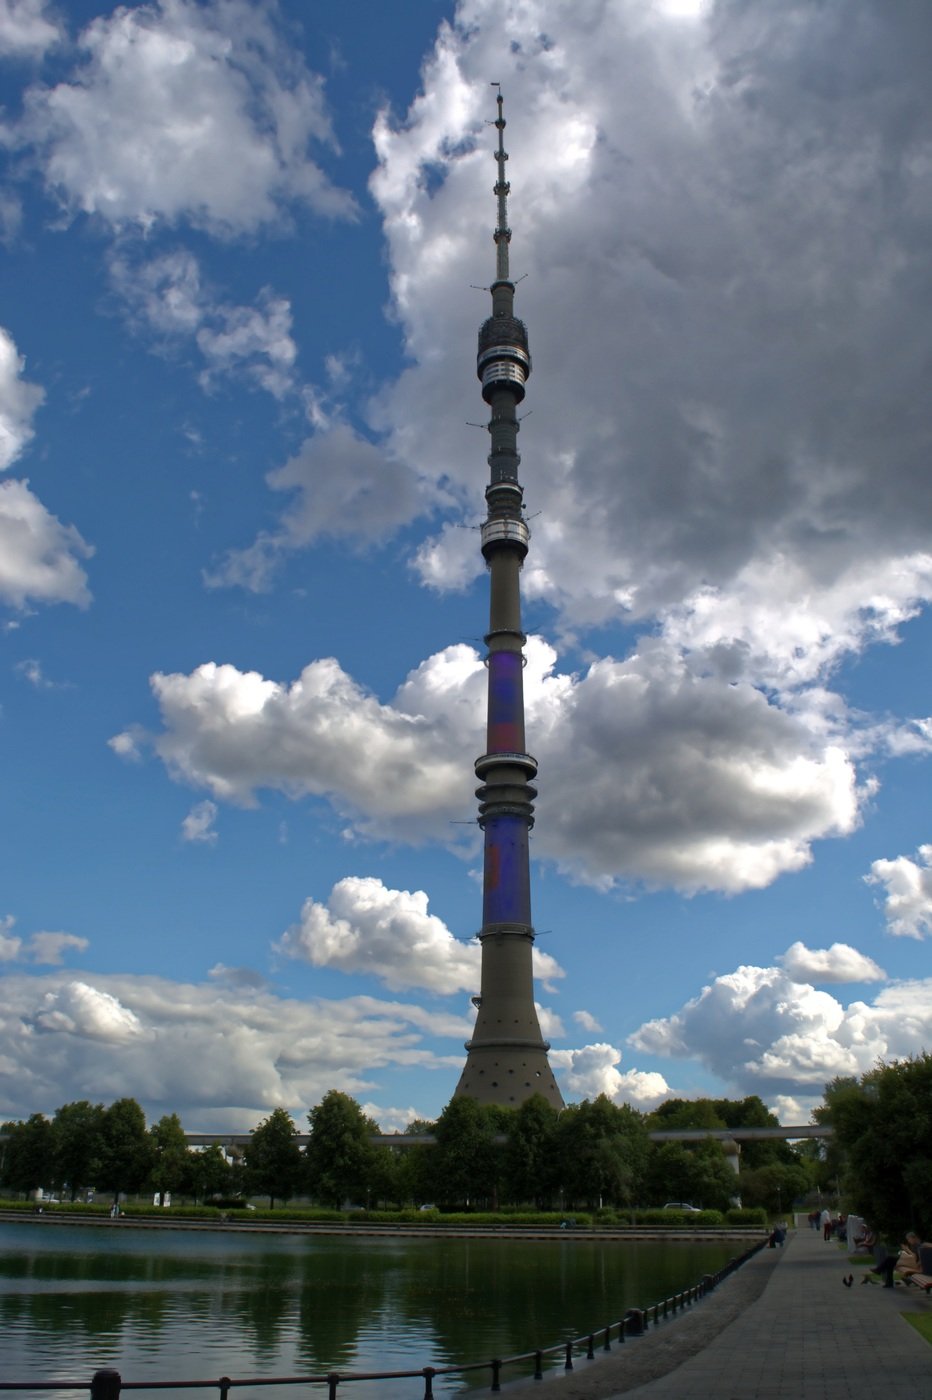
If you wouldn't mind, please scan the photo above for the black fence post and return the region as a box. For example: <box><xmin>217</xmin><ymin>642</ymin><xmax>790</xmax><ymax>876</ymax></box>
<box><xmin>219</xmin><ymin>1379</ymin><xmax>231</xmax><ymax>1400</ymax></box>
<box><xmin>491</xmin><ymin>1359</ymin><xmax>501</xmax><ymax>1393</ymax></box>
<box><xmin>91</xmin><ymin>1371</ymin><xmax>121</xmax><ymax>1400</ymax></box>
<box><xmin>422</xmin><ymin>1366</ymin><xmax>435</xmax><ymax>1399</ymax></box>
<box><xmin>564</xmin><ymin>1342</ymin><xmax>573</xmax><ymax>1372</ymax></box>
<box><xmin>586</xmin><ymin>1334</ymin><xmax>595</xmax><ymax>1361</ymax></box>
<box><xmin>328</xmin><ymin>1372</ymin><xmax>340</xmax><ymax>1400</ymax></box>
<box><xmin>602</xmin><ymin>1325</ymin><xmax>611</xmax><ymax>1352</ymax></box>
<box><xmin>533</xmin><ymin>1350</ymin><xmax>544</xmax><ymax>1380</ymax></box>
<box><xmin>617</xmin><ymin>1317</ymin><xmax>626</xmax><ymax>1344</ymax></box>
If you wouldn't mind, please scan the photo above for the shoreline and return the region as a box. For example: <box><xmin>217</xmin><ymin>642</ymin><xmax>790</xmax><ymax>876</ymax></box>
<box><xmin>0</xmin><ymin>1209</ymin><xmax>765</xmax><ymax>1242</ymax></box>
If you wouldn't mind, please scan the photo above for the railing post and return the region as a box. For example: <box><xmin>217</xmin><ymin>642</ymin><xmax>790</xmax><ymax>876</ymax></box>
<box><xmin>491</xmin><ymin>1359</ymin><xmax>501</xmax><ymax>1392</ymax></box>
<box><xmin>602</xmin><ymin>1325</ymin><xmax>611</xmax><ymax>1352</ymax></box>
<box><xmin>328</xmin><ymin>1372</ymin><xmax>340</xmax><ymax>1400</ymax></box>
<box><xmin>533</xmin><ymin>1350</ymin><xmax>544</xmax><ymax>1380</ymax></box>
<box><xmin>91</xmin><ymin>1371</ymin><xmax>121</xmax><ymax>1400</ymax></box>
<box><xmin>219</xmin><ymin>1379</ymin><xmax>231</xmax><ymax>1400</ymax></box>
<box><xmin>564</xmin><ymin>1342</ymin><xmax>573</xmax><ymax>1371</ymax></box>
<box><xmin>586</xmin><ymin>1334</ymin><xmax>595</xmax><ymax>1360</ymax></box>
<box><xmin>617</xmin><ymin>1317</ymin><xmax>626</xmax><ymax>1344</ymax></box>
<box><xmin>422</xmin><ymin>1366</ymin><xmax>435</xmax><ymax>1399</ymax></box>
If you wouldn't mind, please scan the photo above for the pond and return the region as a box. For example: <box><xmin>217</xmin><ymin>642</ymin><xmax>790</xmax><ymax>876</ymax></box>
<box><xmin>0</xmin><ymin>1223</ymin><xmax>739</xmax><ymax>1398</ymax></box>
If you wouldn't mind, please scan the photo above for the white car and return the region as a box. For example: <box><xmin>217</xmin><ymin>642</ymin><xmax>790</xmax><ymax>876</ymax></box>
<box><xmin>662</xmin><ymin>1202</ymin><xmax>701</xmax><ymax>1212</ymax></box>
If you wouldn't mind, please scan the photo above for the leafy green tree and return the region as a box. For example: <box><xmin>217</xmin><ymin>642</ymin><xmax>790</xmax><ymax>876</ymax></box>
<box><xmin>650</xmin><ymin>1098</ymin><xmax>726</xmax><ymax>1131</ymax></box>
<box><xmin>306</xmin><ymin>1091</ymin><xmax>379</xmax><ymax>1209</ymax></box>
<box><xmin>555</xmin><ymin>1096</ymin><xmax>648</xmax><ymax>1209</ymax></box>
<box><xmin>0</xmin><ymin>1114</ymin><xmax>54</xmax><ymax>1195</ymax></box>
<box><xmin>185</xmin><ymin>1143</ymin><xmax>233</xmax><ymax>1203</ymax></box>
<box><xmin>643</xmin><ymin>1138</ymin><xmax>736</xmax><ymax>1210</ymax></box>
<box><xmin>245</xmin><ymin>1108</ymin><xmax>302</xmax><ymax>1208</ymax></box>
<box><xmin>738</xmin><ymin>1161</ymin><xmax>810</xmax><ymax>1214</ymax></box>
<box><xmin>98</xmin><ymin>1098</ymin><xmax>154</xmax><ymax>1201</ymax></box>
<box><xmin>430</xmin><ymin>1096</ymin><xmax>503</xmax><ymax>1208</ymax></box>
<box><xmin>821</xmin><ymin>1055</ymin><xmax>932</xmax><ymax>1238</ymax></box>
<box><xmin>149</xmin><ymin>1113</ymin><xmax>191</xmax><ymax>1205</ymax></box>
<box><xmin>51</xmin><ymin>1101</ymin><xmax>105</xmax><ymax>1200</ymax></box>
<box><xmin>503</xmin><ymin>1093</ymin><xmax>559</xmax><ymax>1206</ymax></box>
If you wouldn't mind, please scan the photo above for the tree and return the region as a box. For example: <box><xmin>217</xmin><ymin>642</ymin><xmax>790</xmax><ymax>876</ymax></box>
<box><xmin>149</xmin><ymin>1113</ymin><xmax>191</xmax><ymax>1205</ymax></box>
<box><xmin>305</xmin><ymin>1091</ymin><xmax>379</xmax><ymax>1209</ymax></box>
<box><xmin>821</xmin><ymin>1055</ymin><xmax>932</xmax><ymax>1239</ymax></box>
<box><xmin>0</xmin><ymin>1114</ymin><xmax>54</xmax><ymax>1195</ymax></box>
<box><xmin>555</xmin><ymin>1097</ymin><xmax>649</xmax><ymax>1209</ymax></box>
<box><xmin>503</xmin><ymin>1093</ymin><xmax>559</xmax><ymax>1206</ymax></box>
<box><xmin>51</xmin><ymin>1101</ymin><xmax>105</xmax><ymax>1201</ymax></box>
<box><xmin>430</xmin><ymin>1096</ymin><xmax>503</xmax><ymax>1208</ymax></box>
<box><xmin>643</xmin><ymin>1138</ymin><xmax>736</xmax><ymax>1210</ymax></box>
<box><xmin>245</xmin><ymin>1108</ymin><xmax>302</xmax><ymax>1208</ymax></box>
<box><xmin>185</xmin><ymin>1143</ymin><xmax>232</xmax><ymax>1203</ymax></box>
<box><xmin>98</xmin><ymin>1098</ymin><xmax>154</xmax><ymax>1201</ymax></box>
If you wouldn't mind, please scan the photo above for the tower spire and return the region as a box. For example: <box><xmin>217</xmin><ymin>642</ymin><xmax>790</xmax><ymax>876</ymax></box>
<box><xmin>453</xmin><ymin>92</ymin><xmax>564</xmax><ymax>1111</ymax></box>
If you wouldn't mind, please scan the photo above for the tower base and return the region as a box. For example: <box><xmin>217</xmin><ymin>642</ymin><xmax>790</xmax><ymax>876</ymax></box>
<box><xmin>453</xmin><ymin>1041</ymin><xmax>564</xmax><ymax>1109</ymax></box>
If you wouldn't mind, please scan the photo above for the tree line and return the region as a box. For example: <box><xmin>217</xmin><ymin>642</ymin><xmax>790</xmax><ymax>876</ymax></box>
<box><xmin>1</xmin><ymin>1089</ymin><xmax>810</xmax><ymax>1212</ymax></box>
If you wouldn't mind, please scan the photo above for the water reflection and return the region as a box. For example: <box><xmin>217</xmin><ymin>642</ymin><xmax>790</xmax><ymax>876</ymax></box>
<box><xmin>1</xmin><ymin>1223</ymin><xmax>737</xmax><ymax>1393</ymax></box>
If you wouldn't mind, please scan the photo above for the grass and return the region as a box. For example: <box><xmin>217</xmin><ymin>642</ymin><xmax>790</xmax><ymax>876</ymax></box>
<box><xmin>903</xmin><ymin>1314</ymin><xmax>932</xmax><ymax>1346</ymax></box>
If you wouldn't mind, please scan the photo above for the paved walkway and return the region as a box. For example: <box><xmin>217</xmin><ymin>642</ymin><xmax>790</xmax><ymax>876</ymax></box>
<box><xmin>622</xmin><ymin>1226</ymin><xmax>931</xmax><ymax>1399</ymax></box>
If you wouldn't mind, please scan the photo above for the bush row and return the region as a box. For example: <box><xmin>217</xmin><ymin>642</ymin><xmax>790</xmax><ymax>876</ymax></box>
<box><xmin>3</xmin><ymin>1198</ymin><xmax>767</xmax><ymax>1228</ymax></box>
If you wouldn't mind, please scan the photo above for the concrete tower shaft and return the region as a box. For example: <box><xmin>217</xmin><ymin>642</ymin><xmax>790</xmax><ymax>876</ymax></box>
<box><xmin>453</xmin><ymin>91</ymin><xmax>564</xmax><ymax>1110</ymax></box>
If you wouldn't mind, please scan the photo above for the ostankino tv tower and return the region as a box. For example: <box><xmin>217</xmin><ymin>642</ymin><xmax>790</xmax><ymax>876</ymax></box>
<box><xmin>453</xmin><ymin>91</ymin><xmax>564</xmax><ymax>1110</ymax></box>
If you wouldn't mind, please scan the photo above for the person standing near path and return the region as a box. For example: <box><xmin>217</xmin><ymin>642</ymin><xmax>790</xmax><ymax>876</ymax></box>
<box><xmin>820</xmin><ymin>1208</ymin><xmax>832</xmax><ymax>1241</ymax></box>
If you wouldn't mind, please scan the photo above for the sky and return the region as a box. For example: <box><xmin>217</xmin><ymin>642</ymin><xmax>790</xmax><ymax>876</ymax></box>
<box><xmin>1</xmin><ymin>0</ymin><xmax>930</xmax><ymax>1134</ymax></box>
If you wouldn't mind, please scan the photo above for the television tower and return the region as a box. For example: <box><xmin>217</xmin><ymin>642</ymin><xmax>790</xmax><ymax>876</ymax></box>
<box><xmin>453</xmin><ymin>92</ymin><xmax>564</xmax><ymax>1110</ymax></box>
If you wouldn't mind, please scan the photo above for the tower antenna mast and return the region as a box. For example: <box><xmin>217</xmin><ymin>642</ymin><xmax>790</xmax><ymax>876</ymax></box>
<box><xmin>453</xmin><ymin>91</ymin><xmax>564</xmax><ymax>1109</ymax></box>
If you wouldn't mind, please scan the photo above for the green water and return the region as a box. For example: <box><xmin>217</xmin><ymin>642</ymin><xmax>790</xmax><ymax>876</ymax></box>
<box><xmin>0</xmin><ymin>1223</ymin><xmax>738</xmax><ymax>1397</ymax></box>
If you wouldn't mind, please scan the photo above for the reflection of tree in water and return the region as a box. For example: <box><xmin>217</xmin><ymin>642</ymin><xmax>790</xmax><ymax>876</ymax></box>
<box><xmin>0</xmin><ymin>1284</ymin><xmax>173</xmax><ymax>1343</ymax></box>
<box><xmin>295</xmin><ymin>1239</ymin><xmax>402</xmax><ymax>1371</ymax></box>
<box><xmin>389</xmin><ymin>1239</ymin><xmax>738</xmax><ymax>1368</ymax></box>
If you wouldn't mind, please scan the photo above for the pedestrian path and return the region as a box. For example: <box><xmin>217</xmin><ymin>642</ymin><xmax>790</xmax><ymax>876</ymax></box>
<box><xmin>621</xmin><ymin>1225</ymin><xmax>932</xmax><ymax>1399</ymax></box>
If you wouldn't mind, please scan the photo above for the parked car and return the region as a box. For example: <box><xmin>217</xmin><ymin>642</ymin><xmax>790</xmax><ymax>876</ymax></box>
<box><xmin>662</xmin><ymin>1202</ymin><xmax>701</xmax><ymax>1212</ymax></box>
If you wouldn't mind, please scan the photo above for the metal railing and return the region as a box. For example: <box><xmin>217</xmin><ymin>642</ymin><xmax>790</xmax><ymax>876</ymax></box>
<box><xmin>0</xmin><ymin>1240</ymin><xmax>765</xmax><ymax>1398</ymax></box>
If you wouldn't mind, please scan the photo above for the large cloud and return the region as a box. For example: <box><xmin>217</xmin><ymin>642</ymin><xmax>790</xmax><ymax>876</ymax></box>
<box><xmin>0</xmin><ymin>969</ymin><xmax>472</xmax><ymax>1125</ymax></box>
<box><xmin>275</xmin><ymin>875</ymin><xmax>564</xmax><ymax>995</ymax></box>
<box><xmin>366</xmin><ymin>1</ymin><xmax>932</xmax><ymax>676</ymax></box>
<box><xmin>629</xmin><ymin>953</ymin><xmax>932</xmax><ymax>1098</ymax></box>
<box><xmin>13</xmin><ymin>0</ymin><xmax>355</xmax><ymax>235</ymax></box>
<box><xmin>114</xmin><ymin>634</ymin><xmax>863</xmax><ymax>893</ymax></box>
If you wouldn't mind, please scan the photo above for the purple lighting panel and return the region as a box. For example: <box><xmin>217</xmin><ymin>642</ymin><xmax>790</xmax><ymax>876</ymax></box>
<box><xmin>487</xmin><ymin>650</ymin><xmax>523</xmax><ymax>752</ymax></box>
<box><xmin>483</xmin><ymin>813</ymin><xmax>532</xmax><ymax>926</ymax></box>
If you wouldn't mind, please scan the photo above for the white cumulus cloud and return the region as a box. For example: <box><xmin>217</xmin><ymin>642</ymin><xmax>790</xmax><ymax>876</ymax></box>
<box><xmin>14</xmin><ymin>0</ymin><xmax>355</xmax><ymax>235</ymax></box>
<box><xmin>865</xmin><ymin>845</ymin><xmax>932</xmax><ymax>939</ymax></box>
<box><xmin>275</xmin><ymin>875</ymin><xmax>564</xmax><ymax>997</ymax></box>
<box><xmin>778</xmin><ymin>940</ymin><xmax>886</xmax><ymax>985</ymax></box>
<box><xmin>549</xmin><ymin>1042</ymin><xmax>671</xmax><ymax>1110</ymax></box>
<box><xmin>114</xmin><ymin>634</ymin><xmax>866</xmax><ymax>894</ymax></box>
<box><xmin>0</xmin><ymin>969</ymin><xmax>471</xmax><ymax>1124</ymax></box>
<box><xmin>630</xmin><ymin>963</ymin><xmax>932</xmax><ymax>1098</ymax></box>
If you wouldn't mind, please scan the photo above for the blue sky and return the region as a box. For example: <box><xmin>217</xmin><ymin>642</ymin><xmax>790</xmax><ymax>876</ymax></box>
<box><xmin>1</xmin><ymin>0</ymin><xmax>930</xmax><ymax>1132</ymax></box>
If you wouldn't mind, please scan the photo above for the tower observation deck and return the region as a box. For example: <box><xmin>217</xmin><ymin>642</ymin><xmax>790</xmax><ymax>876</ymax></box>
<box><xmin>453</xmin><ymin>92</ymin><xmax>564</xmax><ymax>1110</ymax></box>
